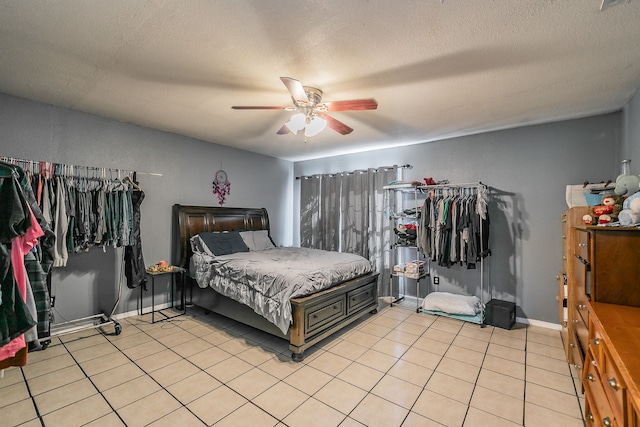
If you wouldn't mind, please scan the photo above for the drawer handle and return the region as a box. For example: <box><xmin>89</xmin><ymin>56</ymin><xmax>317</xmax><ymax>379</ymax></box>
<box><xmin>333</xmin><ymin>305</ymin><xmax>338</xmax><ymax>310</ymax></box>
<box><xmin>586</xmin><ymin>373</ymin><xmax>595</xmax><ymax>382</ymax></box>
<box><xmin>573</xmin><ymin>364</ymin><xmax>582</xmax><ymax>370</ymax></box>
<box><xmin>608</xmin><ymin>378</ymin><xmax>619</xmax><ymax>391</ymax></box>
<box><xmin>573</xmin><ymin>319</ymin><xmax>579</xmax><ymax>324</ymax></box>
<box><xmin>578</xmin><ymin>304</ymin><xmax>586</xmax><ymax>310</ymax></box>
<box><xmin>591</xmin><ymin>360</ymin><xmax>598</xmax><ymax>367</ymax></box>
<box><xmin>602</xmin><ymin>417</ymin><xmax>611</xmax><ymax>427</ymax></box>
<box><xmin>594</xmin><ymin>338</ymin><xmax>600</xmax><ymax>346</ymax></box>
<box><xmin>569</xmin><ymin>343</ymin><xmax>576</xmax><ymax>348</ymax></box>
<box><xmin>313</xmin><ymin>314</ymin><xmax>318</xmax><ymax>319</ymax></box>
<box><xmin>579</xmin><ymin>243</ymin><xmax>587</xmax><ymax>248</ymax></box>
<box><xmin>587</xmin><ymin>413</ymin><xmax>594</xmax><ymax>422</ymax></box>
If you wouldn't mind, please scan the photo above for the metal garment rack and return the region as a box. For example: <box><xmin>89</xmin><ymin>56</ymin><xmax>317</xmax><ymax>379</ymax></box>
<box><xmin>47</xmin><ymin>248</ymin><xmax>125</xmax><ymax>339</ymax></box>
<box><xmin>0</xmin><ymin>155</ymin><xmax>149</xmax><ymax>341</ymax></box>
<box><xmin>383</xmin><ymin>183</ymin><xmax>425</xmax><ymax>305</ymax></box>
<box><xmin>414</xmin><ymin>181</ymin><xmax>489</xmax><ymax>325</ymax></box>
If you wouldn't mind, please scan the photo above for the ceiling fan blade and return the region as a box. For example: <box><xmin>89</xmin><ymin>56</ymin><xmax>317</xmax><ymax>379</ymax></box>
<box><xmin>231</xmin><ymin>106</ymin><xmax>288</xmax><ymax>110</ymax></box>
<box><xmin>323</xmin><ymin>98</ymin><xmax>378</xmax><ymax>112</ymax></box>
<box><xmin>276</xmin><ymin>124</ymin><xmax>291</xmax><ymax>135</ymax></box>
<box><xmin>319</xmin><ymin>113</ymin><xmax>353</xmax><ymax>135</ymax></box>
<box><xmin>281</xmin><ymin>77</ymin><xmax>309</xmax><ymax>104</ymax></box>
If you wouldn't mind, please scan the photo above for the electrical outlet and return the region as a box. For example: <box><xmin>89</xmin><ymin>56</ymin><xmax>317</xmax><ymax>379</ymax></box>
<box><xmin>433</xmin><ymin>277</ymin><xmax>439</xmax><ymax>285</ymax></box>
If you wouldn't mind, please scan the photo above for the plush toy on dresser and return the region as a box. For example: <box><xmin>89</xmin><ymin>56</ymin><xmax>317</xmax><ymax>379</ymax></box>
<box><xmin>619</xmin><ymin>192</ymin><xmax>640</xmax><ymax>226</ymax></box>
<box><xmin>582</xmin><ymin>194</ymin><xmax>624</xmax><ymax>225</ymax></box>
<box><xmin>614</xmin><ymin>173</ymin><xmax>640</xmax><ymax>226</ymax></box>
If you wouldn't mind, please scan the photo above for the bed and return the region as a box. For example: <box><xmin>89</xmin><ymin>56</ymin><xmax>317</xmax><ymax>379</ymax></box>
<box><xmin>172</xmin><ymin>204</ymin><xmax>379</xmax><ymax>361</ymax></box>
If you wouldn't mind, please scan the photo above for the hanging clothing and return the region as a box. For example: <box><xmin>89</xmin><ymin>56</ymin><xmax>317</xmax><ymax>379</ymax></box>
<box><xmin>0</xmin><ymin>170</ymin><xmax>38</xmax><ymax>359</ymax></box>
<box><xmin>418</xmin><ymin>185</ymin><xmax>490</xmax><ymax>268</ymax></box>
<box><xmin>1</xmin><ymin>205</ymin><xmax>44</xmax><ymax>359</ymax></box>
<box><xmin>125</xmin><ymin>190</ymin><xmax>147</xmax><ymax>289</ymax></box>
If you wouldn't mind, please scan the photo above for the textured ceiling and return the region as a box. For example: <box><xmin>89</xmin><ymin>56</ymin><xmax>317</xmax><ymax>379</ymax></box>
<box><xmin>1</xmin><ymin>1</ymin><xmax>639</xmax><ymax>161</ymax></box>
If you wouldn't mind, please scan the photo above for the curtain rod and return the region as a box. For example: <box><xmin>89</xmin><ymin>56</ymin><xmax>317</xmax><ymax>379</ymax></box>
<box><xmin>295</xmin><ymin>164</ymin><xmax>411</xmax><ymax>180</ymax></box>
<box><xmin>0</xmin><ymin>155</ymin><xmax>162</xmax><ymax>177</ymax></box>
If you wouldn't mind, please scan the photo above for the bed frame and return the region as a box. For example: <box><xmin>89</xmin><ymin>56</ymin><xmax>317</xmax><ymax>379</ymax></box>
<box><xmin>172</xmin><ymin>204</ymin><xmax>379</xmax><ymax>361</ymax></box>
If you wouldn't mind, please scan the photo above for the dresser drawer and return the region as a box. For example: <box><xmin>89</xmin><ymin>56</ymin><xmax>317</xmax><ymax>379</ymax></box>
<box><xmin>602</xmin><ymin>346</ymin><xmax>627</xmax><ymax>420</ymax></box>
<box><xmin>573</xmin><ymin>306</ymin><xmax>589</xmax><ymax>357</ymax></box>
<box><xmin>573</xmin><ymin>257</ymin><xmax>591</xmax><ymax>308</ymax></box>
<box><xmin>305</xmin><ymin>295</ymin><xmax>346</xmax><ymax>334</ymax></box>
<box><xmin>568</xmin><ymin>330</ymin><xmax>584</xmax><ymax>379</ymax></box>
<box><xmin>584</xmin><ymin>354</ymin><xmax>619</xmax><ymax>427</ymax></box>
<box><xmin>576</xmin><ymin>229</ymin><xmax>590</xmax><ymax>263</ymax></box>
<box><xmin>347</xmin><ymin>282</ymin><xmax>375</xmax><ymax>315</ymax></box>
<box><xmin>588</xmin><ymin>318</ymin><xmax>605</xmax><ymax>367</ymax></box>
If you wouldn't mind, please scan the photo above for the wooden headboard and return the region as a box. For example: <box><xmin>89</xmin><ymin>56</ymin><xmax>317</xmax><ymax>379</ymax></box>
<box><xmin>172</xmin><ymin>205</ymin><xmax>271</xmax><ymax>269</ymax></box>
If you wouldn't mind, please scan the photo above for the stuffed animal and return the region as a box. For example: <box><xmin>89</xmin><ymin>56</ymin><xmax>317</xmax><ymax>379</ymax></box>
<box><xmin>618</xmin><ymin>192</ymin><xmax>640</xmax><ymax>226</ymax></box>
<box><xmin>583</xmin><ymin>194</ymin><xmax>624</xmax><ymax>225</ymax></box>
<box><xmin>614</xmin><ymin>173</ymin><xmax>640</xmax><ymax>197</ymax></box>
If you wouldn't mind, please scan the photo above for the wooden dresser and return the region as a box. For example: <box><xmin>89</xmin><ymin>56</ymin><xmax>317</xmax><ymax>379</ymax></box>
<box><xmin>560</xmin><ymin>207</ymin><xmax>640</xmax><ymax>425</ymax></box>
<box><xmin>558</xmin><ymin>207</ymin><xmax>589</xmax><ymax>361</ymax></box>
<box><xmin>584</xmin><ymin>302</ymin><xmax>640</xmax><ymax>426</ymax></box>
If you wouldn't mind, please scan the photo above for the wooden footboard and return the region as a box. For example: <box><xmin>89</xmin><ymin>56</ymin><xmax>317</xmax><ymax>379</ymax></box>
<box><xmin>289</xmin><ymin>273</ymin><xmax>379</xmax><ymax>361</ymax></box>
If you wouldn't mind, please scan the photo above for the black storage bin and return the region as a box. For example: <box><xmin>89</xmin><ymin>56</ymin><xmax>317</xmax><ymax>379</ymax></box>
<box><xmin>485</xmin><ymin>299</ymin><xmax>516</xmax><ymax>329</ymax></box>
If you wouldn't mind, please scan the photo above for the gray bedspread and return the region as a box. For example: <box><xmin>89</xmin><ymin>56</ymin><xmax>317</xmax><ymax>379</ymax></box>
<box><xmin>190</xmin><ymin>247</ymin><xmax>372</xmax><ymax>334</ymax></box>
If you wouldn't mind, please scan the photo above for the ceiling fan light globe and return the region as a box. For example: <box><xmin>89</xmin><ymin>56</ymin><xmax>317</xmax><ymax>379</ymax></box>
<box><xmin>286</xmin><ymin>113</ymin><xmax>306</xmax><ymax>133</ymax></box>
<box><xmin>304</xmin><ymin>116</ymin><xmax>327</xmax><ymax>137</ymax></box>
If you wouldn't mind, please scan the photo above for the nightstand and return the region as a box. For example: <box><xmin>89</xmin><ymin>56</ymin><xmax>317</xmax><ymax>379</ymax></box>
<box><xmin>141</xmin><ymin>266</ymin><xmax>186</xmax><ymax>323</ymax></box>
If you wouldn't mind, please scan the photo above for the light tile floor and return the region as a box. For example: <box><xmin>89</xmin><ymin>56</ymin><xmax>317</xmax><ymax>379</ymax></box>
<box><xmin>0</xmin><ymin>302</ymin><xmax>585</xmax><ymax>427</ymax></box>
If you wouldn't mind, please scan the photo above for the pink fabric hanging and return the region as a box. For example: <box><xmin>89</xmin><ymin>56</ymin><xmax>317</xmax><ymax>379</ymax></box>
<box><xmin>0</xmin><ymin>205</ymin><xmax>44</xmax><ymax>361</ymax></box>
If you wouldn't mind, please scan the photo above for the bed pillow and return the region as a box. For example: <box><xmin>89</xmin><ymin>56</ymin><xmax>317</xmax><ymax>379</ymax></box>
<box><xmin>421</xmin><ymin>292</ymin><xmax>482</xmax><ymax>316</ymax></box>
<box><xmin>197</xmin><ymin>231</ymin><xmax>250</xmax><ymax>256</ymax></box>
<box><xmin>239</xmin><ymin>230</ymin><xmax>275</xmax><ymax>251</ymax></box>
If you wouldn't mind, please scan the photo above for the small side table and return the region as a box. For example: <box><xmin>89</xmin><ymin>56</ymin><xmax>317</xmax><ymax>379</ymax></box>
<box><xmin>142</xmin><ymin>266</ymin><xmax>187</xmax><ymax>323</ymax></box>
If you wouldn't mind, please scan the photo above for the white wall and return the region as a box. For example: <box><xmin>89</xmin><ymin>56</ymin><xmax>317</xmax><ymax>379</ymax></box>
<box><xmin>294</xmin><ymin>114</ymin><xmax>622</xmax><ymax>324</ymax></box>
<box><xmin>0</xmin><ymin>93</ymin><xmax>294</xmax><ymax>321</ymax></box>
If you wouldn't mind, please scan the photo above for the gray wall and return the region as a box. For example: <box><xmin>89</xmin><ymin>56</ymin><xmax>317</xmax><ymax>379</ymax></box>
<box><xmin>0</xmin><ymin>93</ymin><xmax>293</xmax><ymax>322</ymax></box>
<box><xmin>1</xmin><ymin>88</ymin><xmax>631</xmax><ymax>327</ymax></box>
<box><xmin>293</xmin><ymin>114</ymin><xmax>622</xmax><ymax>324</ymax></box>
<box><xmin>623</xmin><ymin>89</ymin><xmax>640</xmax><ymax>168</ymax></box>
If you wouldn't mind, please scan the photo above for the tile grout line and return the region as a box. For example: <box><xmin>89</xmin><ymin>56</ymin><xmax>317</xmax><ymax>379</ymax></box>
<box><xmin>20</xmin><ymin>306</ymin><xmax>583</xmax><ymax>427</ymax></box>
<box><xmin>19</xmin><ymin>364</ymin><xmax>45</xmax><ymax>427</ymax></box>
<box><xmin>128</xmin><ymin>314</ymin><xmax>299</xmax><ymax>426</ymax></box>
<box><xmin>57</xmin><ymin>336</ymin><xmax>129</xmax><ymax>427</ymax></box>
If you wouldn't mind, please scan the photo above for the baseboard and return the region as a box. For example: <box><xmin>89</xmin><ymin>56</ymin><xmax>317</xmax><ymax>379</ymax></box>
<box><xmin>112</xmin><ymin>302</ymin><xmax>174</xmax><ymax>320</ymax></box>
<box><xmin>515</xmin><ymin>316</ymin><xmax>562</xmax><ymax>331</ymax></box>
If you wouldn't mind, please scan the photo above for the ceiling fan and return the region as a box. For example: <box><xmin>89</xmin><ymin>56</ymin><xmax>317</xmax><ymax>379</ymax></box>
<box><xmin>231</xmin><ymin>77</ymin><xmax>378</xmax><ymax>137</ymax></box>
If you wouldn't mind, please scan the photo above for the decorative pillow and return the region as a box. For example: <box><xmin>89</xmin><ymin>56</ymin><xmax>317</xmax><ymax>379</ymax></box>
<box><xmin>196</xmin><ymin>231</ymin><xmax>249</xmax><ymax>256</ymax></box>
<box><xmin>239</xmin><ymin>230</ymin><xmax>275</xmax><ymax>251</ymax></box>
<box><xmin>421</xmin><ymin>292</ymin><xmax>482</xmax><ymax>316</ymax></box>
<box><xmin>190</xmin><ymin>235</ymin><xmax>210</xmax><ymax>255</ymax></box>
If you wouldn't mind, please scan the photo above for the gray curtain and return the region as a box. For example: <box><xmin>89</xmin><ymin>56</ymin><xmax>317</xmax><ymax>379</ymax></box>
<box><xmin>341</xmin><ymin>171</ymin><xmax>369</xmax><ymax>256</ymax></box>
<box><xmin>300</xmin><ymin>165</ymin><xmax>399</xmax><ymax>297</ymax></box>
<box><xmin>367</xmin><ymin>166</ymin><xmax>397</xmax><ymax>298</ymax></box>
<box><xmin>300</xmin><ymin>175</ymin><xmax>321</xmax><ymax>248</ymax></box>
<box><xmin>320</xmin><ymin>174</ymin><xmax>340</xmax><ymax>251</ymax></box>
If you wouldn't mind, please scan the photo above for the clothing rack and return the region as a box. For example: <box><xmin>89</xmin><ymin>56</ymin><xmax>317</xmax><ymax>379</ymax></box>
<box><xmin>0</xmin><ymin>156</ymin><xmax>163</xmax><ymax>178</ymax></box>
<box><xmin>416</xmin><ymin>181</ymin><xmax>489</xmax><ymax>325</ymax></box>
<box><xmin>0</xmin><ymin>155</ymin><xmax>147</xmax><ymax>342</ymax></box>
